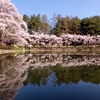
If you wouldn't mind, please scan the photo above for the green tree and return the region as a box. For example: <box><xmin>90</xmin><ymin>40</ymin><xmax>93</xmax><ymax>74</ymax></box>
<box><xmin>92</xmin><ymin>16</ymin><xmax>100</xmax><ymax>35</ymax></box>
<box><xmin>68</xmin><ymin>16</ymin><xmax>81</xmax><ymax>34</ymax></box>
<box><xmin>28</xmin><ymin>14</ymin><xmax>41</xmax><ymax>32</ymax></box>
<box><xmin>81</xmin><ymin>17</ymin><xmax>90</xmax><ymax>35</ymax></box>
<box><xmin>54</xmin><ymin>17</ymin><xmax>69</xmax><ymax>36</ymax></box>
<box><xmin>23</xmin><ymin>14</ymin><xmax>29</xmax><ymax>24</ymax></box>
<box><xmin>81</xmin><ymin>16</ymin><xmax>100</xmax><ymax>35</ymax></box>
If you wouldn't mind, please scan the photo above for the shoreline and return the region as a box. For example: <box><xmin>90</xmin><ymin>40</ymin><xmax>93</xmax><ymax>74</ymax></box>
<box><xmin>0</xmin><ymin>46</ymin><xmax>100</xmax><ymax>54</ymax></box>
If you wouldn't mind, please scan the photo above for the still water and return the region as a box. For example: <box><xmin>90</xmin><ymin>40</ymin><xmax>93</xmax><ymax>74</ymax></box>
<box><xmin>0</xmin><ymin>53</ymin><xmax>100</xmax><ymax>100</ymax></box>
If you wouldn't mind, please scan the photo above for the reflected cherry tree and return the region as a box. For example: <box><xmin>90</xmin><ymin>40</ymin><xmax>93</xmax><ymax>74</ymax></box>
<box><xmin>0</xmin><ymin>53</ymin><xmax>100</xmax><ymax>100</ymax></box>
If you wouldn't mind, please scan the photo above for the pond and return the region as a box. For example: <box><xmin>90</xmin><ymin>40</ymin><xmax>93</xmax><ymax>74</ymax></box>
<box><xmin>0</xmin><ymin>53</ymin><xmax>100</xmax><ymax>100</ymax></box>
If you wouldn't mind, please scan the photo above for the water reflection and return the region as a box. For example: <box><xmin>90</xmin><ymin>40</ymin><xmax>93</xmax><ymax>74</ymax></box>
<box><xmin>0</xmin><ymin>54</ymin><xmax>28</xmax><ymax>100</ymax></box>
<box><xmin>0</xmin><ymin>53</ymin><xmax>100</xmax><ymax>100</ymax></box>
<box><xmin>24</xmin><ymin>64</ymin><xmax>100</xmax><ymax>86</ymax></box>
<box><xmin>25</xmin><ymin>53</ymin><xmax>100</xmax><ymax>67</ymax></box>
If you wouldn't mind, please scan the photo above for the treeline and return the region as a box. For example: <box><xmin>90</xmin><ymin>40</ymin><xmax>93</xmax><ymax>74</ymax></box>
<box><xmin>23</xmin><ymin>14</ymin><xmax>51</xmax><ymax>34</ymax></box>
<box><xmin>23</xmin><ymin>14</ymin><xmax>100</xmax><ymax>36</ymax></box>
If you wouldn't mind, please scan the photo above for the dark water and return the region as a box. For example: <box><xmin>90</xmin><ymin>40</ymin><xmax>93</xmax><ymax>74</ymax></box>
<box><xmin>0</xmin><ymin>53</ymin><xmax>100</xmax><ymax>100</ymax></box>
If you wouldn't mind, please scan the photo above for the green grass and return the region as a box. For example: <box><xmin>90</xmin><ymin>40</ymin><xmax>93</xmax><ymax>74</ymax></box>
<box><xmin>8</xmin><ymin>46</ymin><xmax>25</xmax><ymax>50</ymax></box>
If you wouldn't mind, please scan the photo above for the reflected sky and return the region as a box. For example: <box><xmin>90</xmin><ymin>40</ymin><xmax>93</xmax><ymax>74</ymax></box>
<box><xmin>0</xmin><ymin>53</ymin><xmax>100</xmax><ymax>100</ymax></box>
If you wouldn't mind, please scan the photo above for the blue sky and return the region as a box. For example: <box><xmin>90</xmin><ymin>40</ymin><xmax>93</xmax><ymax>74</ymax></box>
<box><xmin>12</xmin><ymin>0</ymin><xmax>100</xmax><ymax>20</ymax></box>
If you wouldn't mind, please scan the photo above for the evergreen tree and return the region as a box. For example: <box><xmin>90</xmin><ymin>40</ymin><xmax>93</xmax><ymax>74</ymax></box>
<box><xmin>92</xmin><ymin>16</ymin><xmax>100</xmax><ymax>35</ymax></box>
<box><xmin>81</xmin><ymin>16</ymin><xmax>100</xmax><ymax>35</ymax></box>
<box><xmin>28</xmin><ymin>14</ymin><xmax>41</xmax><ymax>32</ymax></box>
<box><xmin>23</xmin><ymin>14</ymin><xmax>29</xmax><ymax>24</ymax></box>
<box><xmin>81</xmin><ymin>17</ymin><xmax>90</xmax><ymax>35</ymax></box>
<box><xmin>68</xmin><ymin>16</ymin><xmax>81</xmax><ymax>34</ymax></box>
<box><xmin>54</xmin><ymin>17</ymin><xmax>69</xmax><ymax>36</ymax></box>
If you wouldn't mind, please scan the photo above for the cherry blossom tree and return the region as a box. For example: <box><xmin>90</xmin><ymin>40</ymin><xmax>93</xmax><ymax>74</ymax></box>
<box><xmin>0</xmin><ymin>0</ymin><xmax>32</xmax><ymax>46</ymax></box>
<box><xmin>0</xmin><ymin>0</ymin><xmax>100</xmax><ymax>47</ymax></box>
